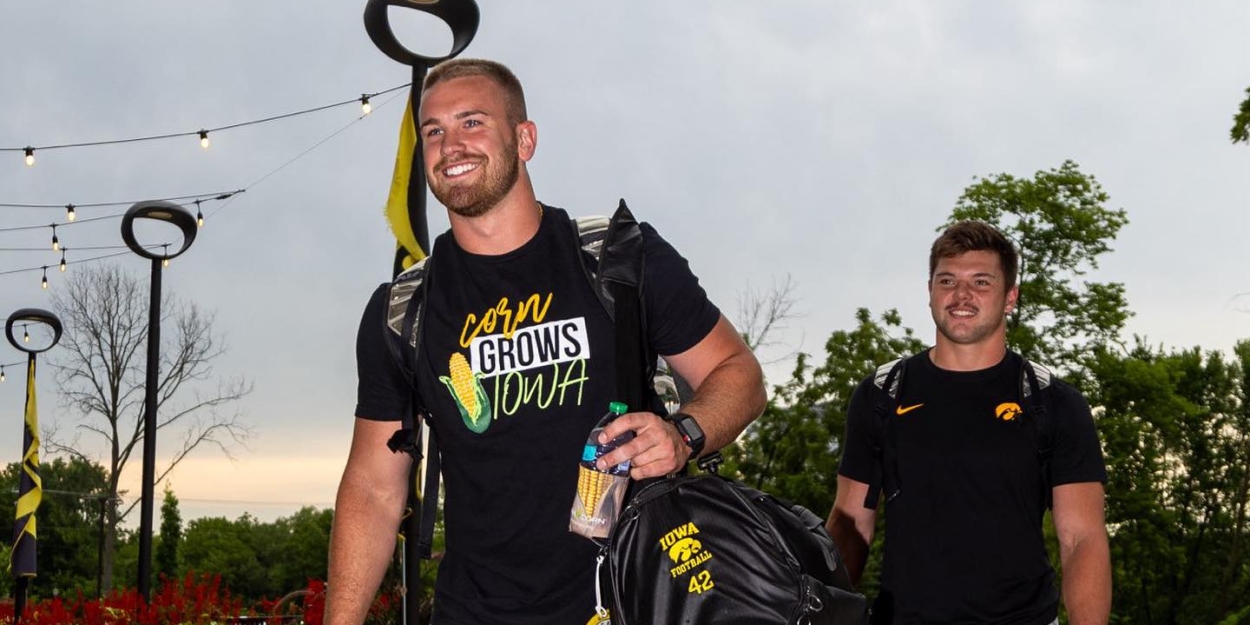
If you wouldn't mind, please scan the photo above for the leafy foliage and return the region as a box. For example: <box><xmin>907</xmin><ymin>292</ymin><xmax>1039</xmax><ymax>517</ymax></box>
<box><xmin>178</xmin><ymin>507</ymin><xmax>334</xmax><ymax>603</ymax></box>
<box><xmin>1090</xmin><ymin>340</ymin><xmax>1250</xmax><ymax>624</ymax></box>
<box><xmin>1232</xmin><ymin>86</ymin><xmax>1250</xmax><ymax>144</ymax></box>
<box><xmin>155</xmin><ymin>487</ymin><xmax>182</xmax><ymax>584</ymax></box>
<box><xmin>0</xmin><ymin>457</ymin><xmax>110</xmax><ymax>598</ymax></box>
<box><xmin>947</xmin><ymin>160</ymin><xmax>1130</xmax><ymax>372</ymax></box>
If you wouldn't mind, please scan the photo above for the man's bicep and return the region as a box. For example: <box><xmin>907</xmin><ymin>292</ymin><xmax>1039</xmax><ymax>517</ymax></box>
<box><xmin>663</xmin><ymin>315</ymin><xmax>753</xmax><ymax>391</ymax></box>
<box><xmin>1052</xmin><ymin>482</ymin><xmax>1106</xmax><ymax>545</ymax></box>
<box><xmin>341</xmin><ymin>417</ymin><xmax>413</xmax><ymax>498</ymax></box>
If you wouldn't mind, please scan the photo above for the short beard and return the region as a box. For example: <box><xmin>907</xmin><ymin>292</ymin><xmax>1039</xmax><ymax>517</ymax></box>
<box><xmin>431</xmin><ymin>144</ymin><xmax>521</xmax><ymax>219</ymax></box>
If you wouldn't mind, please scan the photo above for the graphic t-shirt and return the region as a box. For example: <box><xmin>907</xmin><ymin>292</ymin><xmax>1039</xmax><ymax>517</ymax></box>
<box><xmin>355</xmin><ymin>205</ymin><xmax>720</xmax><ymax>625</ymax></box>
<box><xmin>838</xmin><ymin>350</ymin><xmax>1106</xmax><ymax>625</ymax></box>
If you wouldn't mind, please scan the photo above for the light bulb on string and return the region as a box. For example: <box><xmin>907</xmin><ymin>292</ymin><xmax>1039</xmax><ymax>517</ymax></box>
<box><xmin>23</xmin><ymin>326</ymin><xmax>30</xmax><ymax>343</ymax></box>
<box><xmin>162</xmin><ymin>244</ymin><xmax>170</xmax><ymax>267</ymax></box>
<box><xmin>361</xmin><ymin>94</ymin><xmax>372</xmax><ymax>115</ymax></box>
<box><xmin>41</xmin><ymin>266</ymin><xmax>48</xmax><ymax>290</ymax></box>
<box><xmin>199</xmin><ymin>130</ymin><xmax>210</xmax><ymax>149</ymax></box>
<box><xmin>195</xmin><ymin>200</ymin><xmax>205</xmax><ymax>228</ymax></box>
<box><xmin>66</xmin><ymin>204</ymin><xmax>76</xmax><ymax>222</ymax></box>
<box><xmin>60</xmin><ymin>250</ymin><xmax>67</xmax><ymax>272</ymax></box>
<box><xmin>24</xmin><ymin>147</ymin><xmax>34</xmax><ymax>167</ymax></box>
<box><xmin>51</xmin><ymin>225</ymin><xmax>60</xmax><ymax>251</ymax></box>
<box><xmin>1</xmin><ymin>367</ymin><xmax>6</xmax><ymax>383</ymax></box>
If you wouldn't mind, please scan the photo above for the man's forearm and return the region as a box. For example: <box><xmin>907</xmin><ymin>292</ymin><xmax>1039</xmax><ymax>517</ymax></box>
<box><xmin>1061</xmin><ymin>535</ymin><xmax>1112</xmax><ymax>625</ymax></box>
<box><xmin>827</xmin><ymin>511</ymin><xmax>870</xmax><ymax>586</ymax></box>
<box><xmin>325</xmin><ymin>481</ymin><xmax>406</xmax><ymax>625</ymax></box>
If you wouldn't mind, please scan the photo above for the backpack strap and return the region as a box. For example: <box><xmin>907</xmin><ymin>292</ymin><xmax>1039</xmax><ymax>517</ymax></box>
<box><xmin>382</xmin><ymin>257</ymin><xmax>442</xmax><ymax>558</ymax></box>
<box><xmin>1019</xmin><ymin>358</ymin><xmax>1056</xmax><ymax>509</ymax></box>
<box><xmin>569</xmin><ymin>199</ymin><xmax>653</xmax><ymax>411</ymax></box>
<box><xmin>865</xmin><ymin>356</ymin><xmax>908</xmax><ymax>509</ymax></box>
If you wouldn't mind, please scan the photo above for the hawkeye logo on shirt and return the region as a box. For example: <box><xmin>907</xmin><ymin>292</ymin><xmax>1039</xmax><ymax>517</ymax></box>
<box><xmin>995</xmin><ymin>402</ymin><xmax>1024</xmax><ymax>421</ymax></box>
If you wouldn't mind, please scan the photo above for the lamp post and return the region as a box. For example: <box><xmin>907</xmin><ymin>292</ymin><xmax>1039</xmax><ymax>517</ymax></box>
<box><xmin>119</xmin><ymin>200</ymin><xmax>198</xmax><ymax>602</ymax></box>
<box><xmin>364</xmin><ymin>0</ymin><xmax>479</xmax><ymax>271</ymax></box>
<box><xmin>363</xmin><ymin>2</ymin><xmax>478</xmax><ymax>623</ymax></box>
<box><xmin>6</xmin><ymin>307</ymin><xmax>63</xmax><ymax>625</ymax></box>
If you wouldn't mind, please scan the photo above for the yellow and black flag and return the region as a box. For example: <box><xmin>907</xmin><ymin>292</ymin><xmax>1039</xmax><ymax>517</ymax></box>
<box><xmin>385</xmin><ymin>94</ymin><xmax>430</xmax><ymax>276</ymax></box>
<box><xmin>11</xmin><ymin>356</ymin><xmax>41</xmax><ymax>579</ymax></box>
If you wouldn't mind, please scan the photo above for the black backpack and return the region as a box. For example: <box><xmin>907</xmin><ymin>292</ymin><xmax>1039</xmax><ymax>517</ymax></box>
<box><xmin>601</xmin><ymin>463</ymin><xmax>870</xmax><ymax>625</ymax></box>
<box><xmin>864</xmin><ymin>352</ymin><xmax>1059</xmax><ymax>510</ymax></box>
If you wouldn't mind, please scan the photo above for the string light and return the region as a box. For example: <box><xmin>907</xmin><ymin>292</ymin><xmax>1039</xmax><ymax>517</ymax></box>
<box><xmin>1</xmin><ymin>366</ymin><xmax>5</xmax><ymax>383</ymax></box>
<box><xmin>66</xmin><ymin>204</ymin><xmax>76</xmax><ymax>222</ymax></box>
<box><xmin>162</xmin><ymin>244</ymin><xmax>170</xmax><ymax>267</ymax></box>
<box><xmin>41</xmin><ymin>267</ymin><xmax>48</xmax><ymax>290</ymax></box>
<box><xmin>24</xmin><ymin>326</ymin><xmax>31</xmax><ymax>342</ymax></box>
<box><xmin>60</xmin><ymin>250</ymin><xmax>67</xmax><ymax>272</ymax></box>
<box><xmin>195</xmin><ymin>200</ymin><xmax>205</xmax><ymax>228</ymax></box>
<box><xmin>3</xmin><ymin>82</ymin><xmax>410</xmax><ymax>166</ymax></box>
<box><xmin>51</xmin><ymin>224</ymin><xmax>60</xmax><ymax>251</ymax></box>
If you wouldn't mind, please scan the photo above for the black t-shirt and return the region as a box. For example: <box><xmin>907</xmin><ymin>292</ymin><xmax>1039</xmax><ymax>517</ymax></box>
<box><xmin>355</xmin><ymin>205</ymin><xmax>720</xmax><ymax>625</ymax></box>
<box><xmin>839</xmin><ymin>350</ymin><xmax>1106</xmax><ymax>625</ymax></box>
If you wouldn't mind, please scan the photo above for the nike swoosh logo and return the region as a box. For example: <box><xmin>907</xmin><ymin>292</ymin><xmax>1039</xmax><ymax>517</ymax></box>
<box><xmin>895</xmin><ymin>403</ymin><xmax>924</xmax><ymax>415</ymax></box>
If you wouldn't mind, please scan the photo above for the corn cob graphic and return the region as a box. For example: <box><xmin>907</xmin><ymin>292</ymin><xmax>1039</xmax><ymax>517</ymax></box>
<box><xmin>439</xmin><ymin>352</ymin><xmax>492</xmax><ymax>433</ymax></box>
<box><xmin>577</xmin><ymin>465</ymin><xmax>613</xmax><ymax>517</ymax></box>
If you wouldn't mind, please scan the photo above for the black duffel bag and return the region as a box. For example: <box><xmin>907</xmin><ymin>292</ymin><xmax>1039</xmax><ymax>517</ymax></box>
<box><xmin>600</xmin><ymin>467</ymin><xmax>869</xmax><ymax>625</ymax></box>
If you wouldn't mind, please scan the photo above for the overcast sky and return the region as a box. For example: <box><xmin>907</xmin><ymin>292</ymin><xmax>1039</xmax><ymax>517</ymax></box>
<box><xmin>1</xmin><ymin>1</ymin><xmax>1247</xmax><ymax>524</ymax></box>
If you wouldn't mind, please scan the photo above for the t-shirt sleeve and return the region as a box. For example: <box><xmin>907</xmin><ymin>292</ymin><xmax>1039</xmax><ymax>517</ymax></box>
<box><xmin>354</xmin><ymin>283</ymin><xmax>411</xmax><ymax>422</ymax></box>
<box><xmin>639</xmin><ymin>222</ymin><xmax>721</xmax><ymax>356</ymax></box>
<box><xmin>1048</xmin><ymin>380</ymin><xmax>1108</xmax><ymax>486</ymax></box>
<box><xmin>838</xmin><ymin>376</ymin><xmax>879</xmax><ymax>486</ymax></box>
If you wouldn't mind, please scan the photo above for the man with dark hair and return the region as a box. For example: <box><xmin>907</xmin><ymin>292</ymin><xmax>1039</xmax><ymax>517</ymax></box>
<box><xmin>827</xmin><ymin>221</ymin><xmax>1111</xmax><ymax>624</ymax></box>
<box><xmin>325</xmin><ymin>58</ymin><xmax>766</xmax><ymax>625</ymax></box>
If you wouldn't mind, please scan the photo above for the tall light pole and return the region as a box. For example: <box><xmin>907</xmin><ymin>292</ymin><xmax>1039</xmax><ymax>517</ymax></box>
<box><xmin>362</xmin><ymin>2</ymin><xmax>478</xmax><ymax>623</ymax></box>
<box><xmin>6</xmin><ymin>307</ymin><xmax>62</xmax><ymax>625</ymax></box>
<box><xmin>119</xmin><ymin>200</ymin><xmax>198</xmax><ymax>602</ymax></box>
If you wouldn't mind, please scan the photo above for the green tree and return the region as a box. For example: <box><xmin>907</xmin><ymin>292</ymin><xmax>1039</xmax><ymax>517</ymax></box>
<box><xmin>0</xmin><ymin>456</ymin><xmax>110</xmax><ymax>598</ymax></box>
<box><xmin>728</xmin><ymin>308</ymin><xmax>922</xmax><ymax>513</ymax></box>
<box><xmin>266</xmin><ymin>507</ymin><xmax>333</xmax><ymax>594</ymax></box>
<box><xmin>46</xmin><ymin>263</ymin><xmax>254</xmax><ymax>590</ymax></box>
<box><xmin>1089</xmin><ymin>340</ymin><xmax>1250</xmax><ymax>624</ymax></box>
<box><xmin>181</xmin><ymin>515</ymin><xmax>269</xmax><ymax>600</ymax></box>
<box><xmin>947</xmin><ymin>160</ymin><xmax>1130</xmax><ymax>372</ymax></box>
<box><xmin>156</xmin><ymin>485</ymin><xmax>182</xmax><ymax>582</ymax></box>
<box><xmin>1232</xmin><ymin>86</ymin><xmax>1250</xmax><ymax>144</ymax></box>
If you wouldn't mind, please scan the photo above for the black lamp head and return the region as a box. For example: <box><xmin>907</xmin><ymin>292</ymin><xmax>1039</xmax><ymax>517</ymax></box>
<box><xmin>364</xmin><ymin>0</ymin><xmax>480</xmax><ymax>68</ymax></box>
<box><xmin>120</xmin><ymin>200</ymin><xmax>198</xmax><ymax>261</ymax></box>
<box><xmin>6</xmin><ymin>308</ymin><xmax>63</xmax><ymax>354</ymax></box>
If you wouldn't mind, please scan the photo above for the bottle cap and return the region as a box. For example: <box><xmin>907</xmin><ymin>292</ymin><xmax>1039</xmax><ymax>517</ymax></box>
<box><xmin>608</xmin><ymin>401</ymin><xmax>628</xmax><ymax>415</ymax></box>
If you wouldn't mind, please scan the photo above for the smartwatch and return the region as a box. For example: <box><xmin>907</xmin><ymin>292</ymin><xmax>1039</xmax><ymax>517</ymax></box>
<box><xmin>668</xmin><ymin>412</ymin><xmax>706</xmax><ymax>459</ymax></box>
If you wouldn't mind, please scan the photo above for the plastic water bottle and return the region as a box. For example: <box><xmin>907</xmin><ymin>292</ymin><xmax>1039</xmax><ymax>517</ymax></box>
<box><xmin>570</xmin><ymin>401</ymin><xmax>635</xmax><ymax>540</ymax></box>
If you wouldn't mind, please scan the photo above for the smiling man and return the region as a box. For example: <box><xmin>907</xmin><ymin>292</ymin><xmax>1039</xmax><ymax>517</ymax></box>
<box><xmin>826</xmin><ymin>221</ymin><xmax>1111</xmax><ymax>625</ymax></box>
<box><xmin>324</xmin><ymin>59</ymin><xmax>765</xmax><ymax>625</ymax></box>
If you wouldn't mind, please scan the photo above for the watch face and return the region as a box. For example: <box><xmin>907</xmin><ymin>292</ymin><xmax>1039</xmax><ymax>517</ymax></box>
<box><xmin>675</xmin><ymin>414</ymin><xmax>705</xmax><ymax>453</ymax></box>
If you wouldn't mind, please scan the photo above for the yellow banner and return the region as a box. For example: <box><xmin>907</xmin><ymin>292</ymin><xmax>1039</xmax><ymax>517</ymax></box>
<box><xmin>385</xmin><ymin>94</ymin><xmax>426</xmax><ymax>271</ymax></box>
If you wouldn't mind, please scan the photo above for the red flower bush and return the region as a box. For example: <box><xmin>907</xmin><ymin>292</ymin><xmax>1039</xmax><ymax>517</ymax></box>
<box><xmin>0</xmin><ymin>572</ymin><xmax>247</xmax><ymax>625</ymax></box>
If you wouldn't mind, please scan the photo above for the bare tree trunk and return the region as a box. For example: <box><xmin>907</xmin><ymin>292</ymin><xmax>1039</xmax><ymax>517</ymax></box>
<box><xmin>102</xmin><ymin>498</ymin><xmax>118</xmax><ymax>591</ymax></box>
